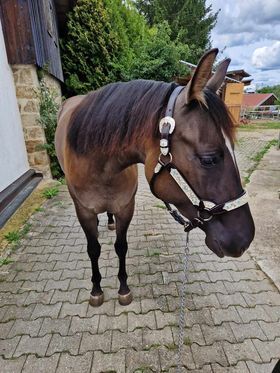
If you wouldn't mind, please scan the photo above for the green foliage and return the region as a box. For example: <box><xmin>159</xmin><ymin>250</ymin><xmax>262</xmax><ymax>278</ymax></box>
<box><xmin>58</xmin><ymin>177</ymin><xmax>66</xmax><ymax>185</ymax></box>
<box><xmin>4</xmin><ymin>231</ymin><xmax>20</xmax><ymax>243</ymax></box>
<box><xmin>135</xmin><ymin>0</ymin><xmax>218</xmax><ymax>62</ymax></box>
<box><xmin>42</xmin><ymin>187</ymin><xmax>59</xmax><ymax>199</ymax></box>
<box><xmin>61</xmin><ymin>0</ymin><xmax>124</xmax><ymax>94</ymax></box>
<box><xmin>21</xmin><ymin>223</ymin><xmax>31</xmax><ymax>236</ymax></box>
<box><xmin>104</xmin><ymin>0</ymin><xmax>149</xmax><ymax>81</ymax></box>
<box><xmin>257</xmin><ymin>84</ymin><xmax>280</xmax><ymax>104</ymax></box>
<box><xmin>0</xmin><ymin>258</ymin><xmax>13</xmax><ymax>266</ymax></box>
<box><xmin>239</xmin><ymin>121</ymin><xmax>280</xmax><ymax>130</ymax></box>
<box><xmin>3</xmin><ymin>223</ymin><xmax>32</xmax><ymax>248</ymax></box>
<box><xmin>128</xmin><ymin>22</ymin><xmax>190</xmax><ymax>81</ymax></box>
<box><xmin>61</xmin><ymin>0</ymin><xmax>193</xmax><ymax>94</ymax></box>
<box><xmin>35</xmin><ymin>207</ymin><xmax>45</xmax><ymax>212</ymax></box>
<box><xmin>37</xmin><ymin>80</ymin><xmax>63</xmax><ymax>179</ymax></box>
<box><xmin>251</xmin><ymin>140</ymin><xmax>278</xmax><ymax>162</ymax></box>
<box><xmin>243</xmin><ymin>139</ymin><xmax>278</xmax><ymax>185</ymax></box>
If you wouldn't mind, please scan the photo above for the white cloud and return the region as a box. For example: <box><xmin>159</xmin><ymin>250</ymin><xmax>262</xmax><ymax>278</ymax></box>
<box><xmin>207</xmin><ymin>0</ymin><xmax>280</xmax><ymax>85</ymax></box>
<box><xmin>252</xmin><ymin>41</ymin><xmax>280</xmax><ymax>70</ymax></box>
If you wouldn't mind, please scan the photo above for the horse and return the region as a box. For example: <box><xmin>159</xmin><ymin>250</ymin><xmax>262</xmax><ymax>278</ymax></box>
<box><xmin>55</xmin><ymin>48</ymin><xmax>255</xmax><ymax>307</ymax></box>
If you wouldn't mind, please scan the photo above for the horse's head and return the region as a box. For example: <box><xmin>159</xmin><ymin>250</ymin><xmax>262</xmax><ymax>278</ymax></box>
<box><xmin>149</xmin><ymin>49</ymin><xmax>255</xmax><ymax>258</ymax></box>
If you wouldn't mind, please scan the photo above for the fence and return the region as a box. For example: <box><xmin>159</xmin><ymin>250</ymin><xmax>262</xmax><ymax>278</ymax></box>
<box><xmin>241</xmin><ymin>105</ymin><xmax>280</xmax><ymax>120</ymax></box>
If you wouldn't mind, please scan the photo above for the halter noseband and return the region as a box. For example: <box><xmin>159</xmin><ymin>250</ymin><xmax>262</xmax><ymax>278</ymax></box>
<box><xmin>149</xmin><ymin>86</ymin><xmax>249</xmax><ymax>232</ymax></box>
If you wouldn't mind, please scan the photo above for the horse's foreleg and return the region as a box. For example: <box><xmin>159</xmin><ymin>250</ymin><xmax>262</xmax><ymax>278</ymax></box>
<box><xmin>114</xmin><ymin>198</ymin><xmax>135</xmax><ymax>306</ymax></box>
<box><xmin>74</xmin><ymin>203</ymin><xmax>104</xmax><ymax>307</ymax></box>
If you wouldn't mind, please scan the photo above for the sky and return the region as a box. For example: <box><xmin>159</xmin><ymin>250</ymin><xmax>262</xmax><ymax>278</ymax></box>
<box><xmin>206</xmin><ymin>0</ymin><xmax>280</xmax><ymax>89</ymax></box>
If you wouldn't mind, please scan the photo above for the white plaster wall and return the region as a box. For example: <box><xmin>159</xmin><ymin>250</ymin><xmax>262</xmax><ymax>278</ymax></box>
<box><xmin>0</xmin><ymin>20</ymin><xmax>29</xmax><ymax>192</ymax></box>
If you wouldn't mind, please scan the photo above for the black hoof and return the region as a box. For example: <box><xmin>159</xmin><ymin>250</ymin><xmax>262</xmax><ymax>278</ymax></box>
<box><xmin>108</xmin><ymin>223</ymin><xmax>116</xmax><ymax>231</ymax></box>
<box><xmin>89</xmin><ymin>293</ymin><xmax>104</xmax><ymax>307</ymax></box>
<box><xmin>118</xmin><ymin>291</ymin><xmax>133</xmax><ymax>306</ymax></box>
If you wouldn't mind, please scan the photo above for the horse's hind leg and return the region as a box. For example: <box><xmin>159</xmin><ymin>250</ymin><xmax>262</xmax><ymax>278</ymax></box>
<box><xmin>74</xmin><ymin>202</ymin><xmax>104</xmax><ymax>307</ymax></box>
<box><xmin>114</xmin><ymin>198</ymin><xmax>135</xmax><ymax>306</ymax></box>
<box><xmin>107</xmin><ymin>212</ymin><xmax>115</xmax><ymax>231</ymax></box>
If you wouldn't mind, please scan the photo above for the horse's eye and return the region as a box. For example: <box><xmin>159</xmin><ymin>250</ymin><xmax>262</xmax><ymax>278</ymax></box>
<box><xmin>199</xmin><ymin>154</ymin><xmax>221</xmax><ymax>168</ymax></box>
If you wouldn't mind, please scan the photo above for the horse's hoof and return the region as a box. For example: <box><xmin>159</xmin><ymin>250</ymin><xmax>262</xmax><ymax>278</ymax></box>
<box><xmin>108</xmin><ymin>223</ymin><xmax>116</xmax><ymax>231</ymax></box>
<box><xmin>89</xmin><ymin>293</ymin><xmax>104</xmax><ymax>307</ymax></box>
<box><xmin>118</xmin><ymin>291</ymin><xmax>133</xmax><ymax>306</ymax></box>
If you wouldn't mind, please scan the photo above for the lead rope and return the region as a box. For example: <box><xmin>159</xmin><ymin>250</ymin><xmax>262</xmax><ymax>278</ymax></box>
<box><xmin>176</xmin><ymin>231</ymin><xmax>190</xmax><ymax>373</ymax></box>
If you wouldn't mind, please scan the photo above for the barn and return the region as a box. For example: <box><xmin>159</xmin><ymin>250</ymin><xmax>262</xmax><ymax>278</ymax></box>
<box><xmin>242</xmin><ymin>93</ymin><xmax>278</xmax><ymax>108</ymax></box>
<box><xmin>0</xmin><ymin>0</ymin><xmax>75</xmax><ymax>227</ymax></box>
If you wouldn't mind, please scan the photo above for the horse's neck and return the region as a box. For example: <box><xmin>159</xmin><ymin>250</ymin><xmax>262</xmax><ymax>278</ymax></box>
<box><xmin>100</xmin><ymin>137</ymin><xmax>157</xmax><ymax>175</ymax></box>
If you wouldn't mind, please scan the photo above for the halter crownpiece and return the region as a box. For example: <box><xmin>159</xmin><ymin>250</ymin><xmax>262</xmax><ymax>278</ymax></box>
<box><xmin>149</xmin><ymin>85</ymin><xmax>249</xmax><ymax>232</ymax></box>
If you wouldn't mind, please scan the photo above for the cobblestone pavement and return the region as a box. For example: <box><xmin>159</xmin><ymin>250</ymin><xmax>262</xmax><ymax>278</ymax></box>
<box><xmin>0</xmin><ymin>130</ymin><xmax>279</xmax><ymax>372</ymax></box>
<box><xmin>236</xmin><ymin>129</ymin><xmax>279</xmax><ymax>181</ymax></box>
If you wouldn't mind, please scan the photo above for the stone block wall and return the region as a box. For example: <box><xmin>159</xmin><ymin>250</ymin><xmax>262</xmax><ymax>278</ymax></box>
<box><xmin>12</xmin><ymin>65</ymin><xmax>62</xmax><ymax>179</ymax></box>
<box><xmin>43</xmin><ymin>73</ymin><xmax>62</xmax><ymax>105</ymax></box>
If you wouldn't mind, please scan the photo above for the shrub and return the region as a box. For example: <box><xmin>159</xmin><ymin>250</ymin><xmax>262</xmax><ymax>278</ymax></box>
<box><xmin>37</xmin><ymin>80</ymin><xmax>63</xmax><ymax>179</ymax></box>
<box><xmin>60</xmin><ymin>1</ymin><xmax>189</xmax><ymax>95</ymax></box>
<box><xmin>61</xmin><ymin>0</ymin><xmax>122</xmax><ymax>95</ymax></box>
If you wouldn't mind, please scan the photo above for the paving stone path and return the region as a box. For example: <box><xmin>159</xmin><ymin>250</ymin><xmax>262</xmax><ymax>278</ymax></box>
<box><xmin>0</xmin><ymin>130</ymin><xmax>279</xmax><ymax>372</ymax></box>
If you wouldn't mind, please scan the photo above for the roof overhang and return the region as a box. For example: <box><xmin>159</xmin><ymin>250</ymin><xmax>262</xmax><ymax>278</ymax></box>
<box><xmin>53</xmin><ymin>0</ymin><xmax>77</xmax><ymax>36</ymax></box>
<box><xmin>227</xmin><ymin>69</ymin><xmax>251</xmax><ymax>78</ymax></box>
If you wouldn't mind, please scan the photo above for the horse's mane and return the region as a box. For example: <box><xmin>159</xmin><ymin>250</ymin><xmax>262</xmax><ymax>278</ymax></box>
<box><xmin>67</xmin><ymin>80</ymin><xmax>235</xmax><ymax>155</ymax></box>
<box><xmin>67</xmin><ymin>80</ymin><xmax>176</xmax><ymax>155</ymax></box>
<box><xmin>203</xmin><ymin>88</ymin><xmax>236</xmax><ymax>143</ymax></box>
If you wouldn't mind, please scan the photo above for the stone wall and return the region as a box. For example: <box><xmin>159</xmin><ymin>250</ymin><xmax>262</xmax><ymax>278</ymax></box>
<box><xmin>12</xmin><ymin>65</ymin><xmax>62</xmax><ymax>178</ymax></box>
<box><xmin>43</xmin><ymin>72</ymin><xmax>62</xmax><ymax>106</ymax></box>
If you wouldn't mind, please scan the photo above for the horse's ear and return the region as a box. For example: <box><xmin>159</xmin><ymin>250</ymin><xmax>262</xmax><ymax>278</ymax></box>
<box><xmin>186</xmin><ymin>48</ymin><xmax>218</xmax><ymax>105</ymax></box>
<box><xmin>207</xmin><ymin>58</ymin><xmax>231</xmax><ymax>93</ymax></box>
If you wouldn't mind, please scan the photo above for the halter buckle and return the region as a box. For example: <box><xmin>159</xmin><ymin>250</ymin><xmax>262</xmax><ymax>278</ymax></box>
<box><xmin>159</xmin><ymin>117</ymin><xmax>175</xmax><ymax>134</ymax></box>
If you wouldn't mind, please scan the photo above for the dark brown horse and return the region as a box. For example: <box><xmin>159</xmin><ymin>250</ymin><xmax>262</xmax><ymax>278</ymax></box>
<box><xmin>55</xmin><ymin>49</ymin><xmax>255</xmax><ymax>307</ymax></box>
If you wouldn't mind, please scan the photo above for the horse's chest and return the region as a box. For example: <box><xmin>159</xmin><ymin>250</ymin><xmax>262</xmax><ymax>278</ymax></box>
<box><xmin>71</xmin><ymin>172</ymin><xmax>137</xmax><ymax>214</ymax></box>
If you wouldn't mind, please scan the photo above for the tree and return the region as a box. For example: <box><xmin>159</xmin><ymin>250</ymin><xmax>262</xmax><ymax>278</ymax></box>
<box><xmin>258</xmin><ymin>85</ymin><xmax>280</xmax><ymax>105</ymax></box>
<box><xmin>258</xmin><ymin>85</ymin><xmax>280</xmax><ymax>97</ymax></box>
<box><xmin>61</xmin><ymin>0</ymin><xmax>194</xmax><ymax>96</ymax></box>
<box><xmin>128</xmin><ymin>22</ymin><xmax>190</xmax><ymax>81</ymax></box>
<box><xmin>136</xmin><ymin>0</ymin><xmax>218</xmax><ymax>62</ymax></box>
<box><xmin>104</xmin><ymin>0</ymin><xmax>149</xmax><ymax>80</ymax></box>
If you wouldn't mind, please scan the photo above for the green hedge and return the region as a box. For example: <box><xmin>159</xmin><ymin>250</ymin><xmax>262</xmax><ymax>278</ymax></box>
<box><xmin>61</xmin><ymin>0</ymin><xmax>191</xmax><ymax>95</ymax></box>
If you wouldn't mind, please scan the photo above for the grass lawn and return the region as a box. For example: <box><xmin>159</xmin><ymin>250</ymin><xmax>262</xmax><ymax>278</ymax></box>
<box><xmin>238</xmin><ymin>120</ymin><xmax>280</xmax><ymax>130</ymax></box>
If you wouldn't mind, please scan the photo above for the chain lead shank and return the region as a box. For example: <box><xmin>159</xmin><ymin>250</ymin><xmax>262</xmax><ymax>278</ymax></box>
<box><xmin>176</xmin><ymin>232</ymin><xmax>190</xmax><ymax>372</ymax></box>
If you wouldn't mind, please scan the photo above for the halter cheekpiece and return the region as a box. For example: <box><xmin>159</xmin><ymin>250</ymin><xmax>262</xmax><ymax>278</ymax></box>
<box><xmin>149</xmin><ymin>86</ymin><xmax>249</xmax><ymax>232</ymax></box>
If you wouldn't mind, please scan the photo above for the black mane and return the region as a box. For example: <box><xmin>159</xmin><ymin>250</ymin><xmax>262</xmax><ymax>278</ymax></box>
<box><xmin>67</xmin><ymin>80</ymin><xmax>177</xmax><ymax>155</ymax></box>
<box><xmin>203</xmin><ymin>88</ymin><xmax>235</xmax><ymax>142</ymax></box>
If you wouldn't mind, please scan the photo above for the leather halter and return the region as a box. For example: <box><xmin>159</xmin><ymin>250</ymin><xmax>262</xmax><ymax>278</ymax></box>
<box><xmin>149</xmin><ymin>86</ymin><xmax>249</xmax><ymax>232</ymax></box>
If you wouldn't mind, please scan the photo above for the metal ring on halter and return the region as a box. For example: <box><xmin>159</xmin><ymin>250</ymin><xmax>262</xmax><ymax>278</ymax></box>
<box><xmin>197</xmin><ymin>208</ymin><xmax>213</xmax><ymax>222</ymax></box>
<box><xmin>159</xmin><ymin>152</ymin><xmax>172</xmax><ymax>165</ymax></box>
